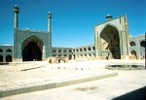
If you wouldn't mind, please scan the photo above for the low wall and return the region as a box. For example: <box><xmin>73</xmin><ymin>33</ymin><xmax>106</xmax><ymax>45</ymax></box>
<box><xmin>0</xmin><ymin>72</ymin><xmax>118</xmax><ymax>98</ymax></box>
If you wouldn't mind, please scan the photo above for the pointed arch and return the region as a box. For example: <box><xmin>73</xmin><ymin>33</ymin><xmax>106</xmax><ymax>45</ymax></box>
<box><xmin>6</xmin><ymin>55</ymin><xmax>12</xmax><ymax>62</ymax></box>
<box><xmin>131</xmin><ymin>50</ymin><xmax>137</xmax><ymax>60</ymax></box>
<box><xmin>140</xmin><ymin>40</ymin><xmax>146</xmax><ymax>48</ymax></box>
<box><xmin>22</xmin><ymin>35</ymin><xmax>44</xmax><ymax>50</ymax></box>
<box><xmin>100</xmin><ymin>24</ymin><xmax>121</xmax><ymax>59</ymax></box>
<box><xmin>140</xmin><ymin>40</ymin><xmax>146</xmax><ymax>59</ymax></box>
<box><xmin>0</xmin><ymin>55</ymin><xmax>3</xmax><ymax>62</ymax></box>
<box><xmin>6</xmin><ymin>49</ymin><xmax>12</xmax><ymax>52</ymax></box>
<box><xmin>0</xmin><ymin>49</ymin><xmax>3</xmax><ymax>52</ymax></box>
<box><xmin>22</xmin><ymin>35</ymin><xmax>44</xmax><ymax>61</ymax></box>
<box><xmin>130</xmin><ymin>41</ymin><xmax>136</xmax><ymax>46</ymax></box>
<box><xmin>99</xmin><ymin>24</ymin><xmax>120</xmax><ymax>36</ymax></box>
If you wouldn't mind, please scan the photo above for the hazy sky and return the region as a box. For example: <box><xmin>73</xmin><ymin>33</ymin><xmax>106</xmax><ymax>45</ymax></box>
<box><xmin>0</xmin><ymin>0</ymin><xmax>145</xmax><ymax>47</ymax></box>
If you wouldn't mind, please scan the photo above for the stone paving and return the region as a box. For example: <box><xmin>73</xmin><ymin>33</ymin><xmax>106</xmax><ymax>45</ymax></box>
<box><xmin>0</xmin><ymin>60</ymin><xmax>145</xmax><ymax>99</ymax></box>
<box><xmin>0</xmin><ymin>60</ymin><xmax>118</xmax><ymax>90</ymax></box>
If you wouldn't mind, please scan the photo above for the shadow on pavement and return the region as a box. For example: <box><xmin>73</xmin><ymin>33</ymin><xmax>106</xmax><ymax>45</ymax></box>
<box><xmin>112</xmin><ymin>86</ymin><xmax>146</xmax><ymax>100</ymax></box>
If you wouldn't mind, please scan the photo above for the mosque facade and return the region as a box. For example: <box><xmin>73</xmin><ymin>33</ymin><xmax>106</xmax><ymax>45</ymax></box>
<box><xmin>0</xmin><ymin>5</ymin><xmax>145</xmax><ymax>62</ymax></box>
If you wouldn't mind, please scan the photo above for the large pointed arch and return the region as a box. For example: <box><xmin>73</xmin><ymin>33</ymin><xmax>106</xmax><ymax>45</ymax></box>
<box><xmin>100</xmin><ymin>24</ymin><xmax>121</xmax><ymax>59</ymax></box>
<box><xmin>22</xmin><ymin>35</ymin><xmax>44</xmax><ymax>61</ymax></box>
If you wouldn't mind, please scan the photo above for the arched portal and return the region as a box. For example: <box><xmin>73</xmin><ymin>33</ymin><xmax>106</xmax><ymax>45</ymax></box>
<box><xmin>6</xmin><ymin>55</ymin><xmax>12</xmax><ymax>62</ymax></box>
<box><xmin>22</xmin><ymin>35</ymin><xmax>44</xmax><ymax>61</ymax></box>
<box><xmin>100</xmin><ymin>25</ymin><xmax>121</xmax><ymax>59</ymax></box>
<box><xmin>0</xmin><ymin>55</ymin><xmax>3</xmax><ymax>62</ymax></box>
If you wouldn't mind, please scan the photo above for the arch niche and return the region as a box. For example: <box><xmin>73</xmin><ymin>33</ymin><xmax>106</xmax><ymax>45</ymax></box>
<box><xmin>100</xmin><ymin>25</ymin><xmax>121</xmax><ymax>59</ymax></box>
<box><xmin>131</xmin><ymin>50</ymin><xmax>137</xmax><ymax>59</ymax></box>
<box><xmin>6</xmin><ymin>55</ymin><xmax>12</xmax><ymax>62</ymax></box>
<box><xmin>22</xmin><ymin>35</ymin><xmax>44</xmax><ymax>61</ymax></box>
<box><xmin>140</xmin><ymin>40</ymin><xmax>146</xmax><ymax>59</ymax></box>
<box><xmin>130</xmin><ymin>41</ymin><xmax>136</xmax><ymax>46</ymax></box>
<box><xmin>0</xmin><ymin>55</ymin><xmax>3</xmax><ymax>62</ymax></box>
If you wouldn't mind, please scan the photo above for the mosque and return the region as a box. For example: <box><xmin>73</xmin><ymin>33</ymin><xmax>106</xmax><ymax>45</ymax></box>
<box><xmin>0</xmin><ymin>5</ymin><xmax>145</xmax><ymax>62</ymax></box>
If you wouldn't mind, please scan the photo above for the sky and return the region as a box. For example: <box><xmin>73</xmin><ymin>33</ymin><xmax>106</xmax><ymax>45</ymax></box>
<box><xmin>0</xmin><ymin>0</ymin><xmax>145</xmax><ymax>47</ymax></box>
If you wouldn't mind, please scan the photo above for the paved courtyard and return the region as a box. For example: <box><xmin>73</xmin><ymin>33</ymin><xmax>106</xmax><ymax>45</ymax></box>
<box><xmin>0</xmin><ymin>60</ymin><xmax>145</xmax><ymax>100</ymax></box>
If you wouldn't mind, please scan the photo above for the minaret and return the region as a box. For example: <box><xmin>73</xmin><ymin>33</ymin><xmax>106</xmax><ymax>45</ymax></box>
<box><xmin>13</xmin><ymin>5</ymin><xmax>19</xmax><ymax>28</ymax></box>
<box><xmin>47</xmin><ymin>12</ymin><xmax>52</xmax><ymax>57</ymax></box>
<box><xmin>48</xmin><ymin>12</ymin><xmax>52</xmax><ymax>33</ymax></box>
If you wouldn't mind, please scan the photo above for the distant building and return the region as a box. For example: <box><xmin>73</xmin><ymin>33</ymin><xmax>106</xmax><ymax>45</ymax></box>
<box><xmin>0</xmin><ymin>5</ymin><xmax>145</xmax><ymax>62</ymax></box>
<box><xmin>0</xmin><ymin>45</ymin><xmax>13</xmax><ymax>62</ymax></box>
<box><xmin>129</xmin><ymin>34</ymin><xmax>146</xmax><ymax>60</ymax></box>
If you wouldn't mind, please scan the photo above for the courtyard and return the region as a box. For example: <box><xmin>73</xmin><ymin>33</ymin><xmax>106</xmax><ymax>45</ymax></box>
<box><xmin>0</xmin><ymin>60</ymin><xmax>145</xmax><ymax>99</ymax></box>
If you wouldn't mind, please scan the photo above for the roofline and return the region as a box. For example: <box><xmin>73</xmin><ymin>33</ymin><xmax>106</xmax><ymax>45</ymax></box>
<box><xmin>73</xmin><ymin>44</ymin><xmax>94</xmax><ymax>48</ymax></box>
<box><xmin>15</xmin><ymin>28</ymin><xmax>49</xmax><ymax>33</ymax></box>
<box><xmin>0</xmin><ymin>44</ymin><xmax>13</xmax><ymax>46</ymax></box>
<box><xmin>52</xmin><ymin>43</ymin><xmax>95</xmax><ymax>49</ymax></box>
<box><xmin>95</xmin><ymin>14</ymin><xmax>127</xmax><ymax>27</ymax></box>
<box><xmin>52</xmin><ymin>47</ymin><xmax>73</xmax><ymax>49</ymax></box>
